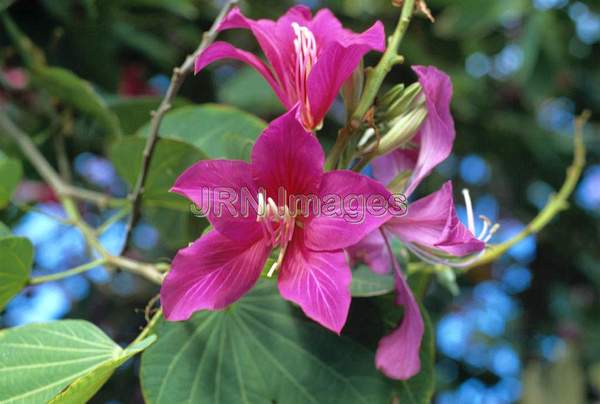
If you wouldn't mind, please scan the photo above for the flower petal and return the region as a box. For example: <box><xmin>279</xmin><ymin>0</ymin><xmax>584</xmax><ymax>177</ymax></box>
<box><xmin>387</xmin><ymin>181</ymin><xmax>484</xmax><ymax>256</ymax></box>
<box><xmin>304</xmin><ymin>170</ymin><xmax>391</xmax><ymax>251</ymax></box>
<box><xmin>194</xmin><ymin>41</ymin><xmax>289</xmax><ymax>106</ymax></box>
<box><xmin>251</xmin><ymin>108</ymin><xmax>324</xmax><ymax>198</ymax></box>
<box><xmin>306</xmin><ymin>20</ymin><xmax>385</xmax><ymax>125</ymax></box>
<box><xmin>371</xmin><ymin>148</ymin><xmax>419</xmax><ymax>186</ymax></box>
<box><xmin>375</xmin><ymin>273</ymin><xmax>424</xmax><ymax>380</ymax></box>
<box><xmin>171</xmin><ymin>159</ymin><xmax>262</xmax><ymax>243</ymax></box>
<box><xmin>278</xmin><ymin>230</ymin><xmax>351</xmax><ymax>334</ymax></box>
<box><xmin>161</xmin><ymin>230</ymin><xmax>271</xmax><ymax>321</ymax></box>
<box><xmin>346</xmin><ymin>229</ymin><xmax>391</xmax><ymax>274</ymax></box>
<box><xmin>404</xmin><ymin>66</ymin><xmax>455</xmax><ymax>196</ymax></box>
<box><xmin>217</xmin><ymin>6</ymin><xmax>313</xmax><ymax>104</ymax></box>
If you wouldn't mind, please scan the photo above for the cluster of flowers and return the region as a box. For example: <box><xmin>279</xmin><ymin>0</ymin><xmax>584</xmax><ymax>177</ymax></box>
<box><xmin>160</xmin><ymin>6</ymin><xmax>493</xmax><ymax>380</ymax></box>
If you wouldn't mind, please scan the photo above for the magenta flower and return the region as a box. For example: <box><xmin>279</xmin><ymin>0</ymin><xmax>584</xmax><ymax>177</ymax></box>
<box><xmin>372</xmin><ymin>65</ymin><xmax>455</xmax><ymax>195</ymax></box>
<box><xmin>161</xmin><ymin>108</ymin><xmax>392</xmax><ymax>333</ymax></box>
<box><xmin>350</xmin><ymin>182</ymin><xmax>484</xmax><ymax>379</ymax></box>
<box><xmin>194</xmin><ymin>6</ymin><xmax>385</xmax><ymax>131</ymax></box>
<box><xmin>348</xmin><ymin>66</ymin><xmax>488</xmax><ymax>379</ymax></box>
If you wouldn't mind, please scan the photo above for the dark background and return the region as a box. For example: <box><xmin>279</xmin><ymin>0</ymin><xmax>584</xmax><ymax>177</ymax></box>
<box><xmin>1</xmin><ymin>0</ymin><xmax>599</xmax><ymax>403</ymax></box>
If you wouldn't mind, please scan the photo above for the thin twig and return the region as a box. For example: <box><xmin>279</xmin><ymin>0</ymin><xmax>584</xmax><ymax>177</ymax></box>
<box><xmin>1</xmin><ymin>110</ymin><xmax>166</xmax><ymax>285</ymax></box>
<box><xmin>0</xmin><ymin>111</ymin><xmax>126</xmax><ymax>208</ymax></box>
<box><xmin>133</xmin><ymin>308</ymin><xmax>163</xmax><ymax>345</ymax></box>
<box><xmin>29</xmin><ymin>258</ymin><xmax>106</xmax><ymax>285</ymax></box>
<box><xmin>123</xmin><ymin>0</ymin><xmax>238</xmax><ymax>248</ymax></box>
<box><xmin>464</xmin><ymin>111</ymin><xmax>590</xmax><ymax>271</ymax></box>
<box><xmin>53</xmin><ymin>117</ymin><xmax>72</xmax><ymax>182</ymax></box>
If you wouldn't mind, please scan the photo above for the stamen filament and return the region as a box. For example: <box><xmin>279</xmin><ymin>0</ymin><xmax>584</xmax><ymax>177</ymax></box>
<box><xmin>462</xmin><ymin>188</ymin><xmax>476</xmax><ymax>235</ymax></box>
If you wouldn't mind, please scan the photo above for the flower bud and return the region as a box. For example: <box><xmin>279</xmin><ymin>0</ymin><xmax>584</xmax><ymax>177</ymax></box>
<box><xmin>370</xmin><ymin>81</ymin><xmax>427</xmax><ymax>155</ymax></box>
<box><xmin>381</xmin><ymin>82</ymin><xmax>423</xmax><ymax>121</ymax></box>
<box><xmin>377</xmin><ymin>105</ymin><xmax>427</xmax><ymax>155</ymax></box>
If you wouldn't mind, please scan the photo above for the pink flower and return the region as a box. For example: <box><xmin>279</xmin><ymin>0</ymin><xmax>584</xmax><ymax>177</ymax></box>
<box><xmin>359</xmin><ymin>186</ymin><xmax>486</xmax><ymax>380</ymax></box>
<box><xmin>349</xmin><ymin>182</ymin><xmax>484</xmax><ymax>379</ymax></box>
<box><xmin>161</xmin><ymin>108</ymin><xmax>392</xmax><ymax>333</ymax></box>
<box><xmin>372</xmin><ymin>65</ymin><xmax>455</xmax><ymax>195</ymax></box>
<box><xmin>349</xmin><ymin>66</ymin><xmax>488</xmax><ymax>380</ymax></box>
<box><xmin>194</xmin><ymin>6</ymin><xmax>385</xmax><ymax>130</ymax></box>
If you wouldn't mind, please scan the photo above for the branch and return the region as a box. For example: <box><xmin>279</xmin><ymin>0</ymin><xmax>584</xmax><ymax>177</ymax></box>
<box><xmin>465</xmin><ymin>111</ymin><xmax>590</xmax><ymax>271</ymax></box>
<box><xmin>325</xmin><ymin>0</ymin><xmax>415</xmax><ymax>170</ymax></box>
<box><xmin>0</xmin><ymin>110</ymin><xmax>126</xmax><ymax>208</ymax></box>
<box><xmin>29</xmin><ymin>258</ymin><xmax>106</xmax><ymax>285</ymax></box>
<box><xmin>133</xmin><ymin>307</ymin><xmax>163</xmax><ymax>344</ymax></box>
<box><xmin>1</xmin><ymin>110</ymin><xmax>166</xmax><ymax>285</ymax></box>
<box><xmin>352</xmin><ymin>0</ymin><xmax>415</xmax><ymax>123</ymax></box>
<box><xmin>123</xmin><ymin>0</ymin><xmax>238</xmax><ymax>248</ymax></box>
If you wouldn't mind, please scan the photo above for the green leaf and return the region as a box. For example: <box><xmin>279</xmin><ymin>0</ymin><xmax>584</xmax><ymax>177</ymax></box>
<box><xmin>137</xmin><ymin>104</ymin><xmax>267</xmax><ymax>160</ymax></box>
<box><xmin>394</xmin><ymin>306</ymin><xmax>435</xmax><ymax>404</ymax></box>
<box><xmin>141</xmin><ymin>281</ymin><xmax>394</xmax><ymax>404</ymax></box>
<box><xmin>0</xmin><ymin>221</ymin><xmax>11</xmax><ymax>238</ymax></box>
<box><xmin>109</xmin><ymin>137</ymin><xmax>208</xmax><ymax>248</ymax></box>
<box><xmin>0</xmin><ymin>153</ymin><xmax>22</xmax><ymax>209</ymax></box>
<box><xmin>0</xmin><ymin>0</ymin><xmax>16</xmax><ymax>13</ymax></box>
<box><xmin>49</xmin><ymin>336</ymin><xmax>156</xmax><ymax>404</ymax></box>
<box><xmin>110</xmin><ymin>137</ymin><xmax>206</xmax><ymax>209</ymax></box>
<box><xmin>112</xmin><ymin>22</ymin><xmax>179</xmax><ymax>69</ymax></box>
<box><xmin>218</xmin><ymin>67</ymin><xmax>285</xmax><ymax>116</ymax></box>
<box><xmin>0</xmin><ymin>236</ymin><xmax>33</xmax><ymax>310</ymax></box>
<box><xmin>32</xmin><ymin>67</ymin><xmax>122</xmax><ymax>136</ymax></box>
<box><xmin>107</xmin><ymin>96</ymin><xmax>189</xmax><ymax>134</ymax></box>
<box><xmin>125</xmin><ymin>0</ymin><xmax>198</xmax><ymax>19</ymax></box>
<box><xmin>351</xmin><ymin>265</ymin><xmax>395</xmax><ymax>297</ymax></box>
<box><xmin>0</xmin><ymin>320</ymin><xmax>155</xmax><ymax>403</ymax></box>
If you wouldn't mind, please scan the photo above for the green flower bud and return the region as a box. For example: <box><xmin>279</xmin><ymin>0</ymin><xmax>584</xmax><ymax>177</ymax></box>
<box><xmin>376</xmin><ymin>106</ymin><xmax>427</xmax><ymax>155</ymax></box>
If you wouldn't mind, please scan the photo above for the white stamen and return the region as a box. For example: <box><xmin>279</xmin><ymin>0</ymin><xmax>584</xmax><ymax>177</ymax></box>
<box><xmin>477</xmin><ymin>215</ymin><xmax>491</xmax><ymax>240</ymax></box>
<box><xmin>256</xmin><ymin>191</ymin><xmax>299</xmax><ymax>278</ymax></box>
<box><xmin>483</xmin><ymin>223</ymin><xmax>500</xmax><ymax>243</ymax></box>
<box><xmin>292</xmin><ymin>22</ymin><xmax>318</xmax><ymax>128</ymax></box>
<box><xmin>462</xmin><ymin>188</ymin><xmax>476</xmax><ymax>235</ymax></box>
<box><xmin>267</xmin><ymin>197</ymin><xmax>280</xmax><ymax>219</ymax></box>
<box><xmin>267</xmin><ymin>261</ymin><xmax>278</xmax><ymax>277</ymax></box>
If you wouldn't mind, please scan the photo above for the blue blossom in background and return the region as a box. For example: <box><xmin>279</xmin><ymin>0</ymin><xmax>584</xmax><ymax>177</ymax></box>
<box><xmin>4</xmin><ymin>284</ymin><xmax>71</xmax><ymax>327</ymax></box>
<box><xmin>537</xmin><ymin>97</ymin><xmax>575</xmax><ymax>134</ymax></box>
<box><xmin>527</xmin><ymin>180</ymin><xmax>554</xmax><ymax>210</ymax></box>
<box><xmin>491</xmin><ymin>44</ymin><xmax>524</xmax><ymax>79</ymax></box>
<box><xmin>459</xmin><ymin>154</ymin><xmax>490</xmax><ymax>185</ymax></box>
<box><xmin>569</xmin><ymin>2</ymin><xmax>600</xmax><ymax>44</ymax></box>
<box><xmin>465</xmin><ymin>52</ymin><xmax>491</xmax><ymax>78</ymax></box>
<box><xmin>533</xmin><ymin>0</ymin><xmax>568</xmax><ymax>11</ymax></box>
<box><xmin>576</xmin><ymin>164</ymin><xmax>600</xmax><ymax>214</ymax></box>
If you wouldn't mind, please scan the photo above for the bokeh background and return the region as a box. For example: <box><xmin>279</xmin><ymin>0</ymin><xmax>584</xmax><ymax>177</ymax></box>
<box><xmin>1</xmin><ymin>0</ymin><xmax>599</xmax><ymax>403</ymax></box>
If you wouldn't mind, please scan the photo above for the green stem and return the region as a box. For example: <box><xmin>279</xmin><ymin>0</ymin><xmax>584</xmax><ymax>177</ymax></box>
<box><xmin>96</xmin><ymin>205</ymin><xmax>131</xmax><ymax>236</ymax></box>
<box><xmin>465</xmin><ymin>111</ymin><xmax>590</xmax><ymax>271</ymax></box>
<box><xmin>133</xmin><ymin>308</ymin><xmax>163</xmax><ymax>344</ymax></box>
<box><xmin>324</xmin><ymin>0</ymin><xmax>415</xmax><ymax>170</ymax></box>
<box><xmin>352</xmin><ymin>0</ymin><xmax>414</xmax><ymax>123</ymax></box>
<box><xmin>29</xmin><ymin>258</ymin><xmax>106</xmax><ymax>285</ymax></box>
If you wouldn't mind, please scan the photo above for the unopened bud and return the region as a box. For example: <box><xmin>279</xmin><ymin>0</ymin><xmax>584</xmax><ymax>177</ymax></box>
<box><xmin>382</xmin><ymin>82</ymin><xmax>424</xmax><ymax>121</ymax></box>
<box><xmin>377</xmin><ymin>106</ymin><xmax>427</xmax><ymax>155</ymax></box>
<box><xmin>379</xmin><ymin>83</ymin><xmax>405</xmax><ymax>109</ymax></box>
<box><xmin>341</xmin><ymin>60</ymin><xmax>364</xmax><ymax>122</ymax></box>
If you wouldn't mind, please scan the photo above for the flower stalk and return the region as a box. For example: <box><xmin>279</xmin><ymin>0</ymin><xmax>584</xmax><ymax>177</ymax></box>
<box><xmin>325</xmin><ymin>0</ymin><xmax>416</xmax><ymax>170</ymax></box>
<box><xmin>464</xmin><ymin>111</ymin><xmax>590</xmax><ymax>271</ymax></box>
